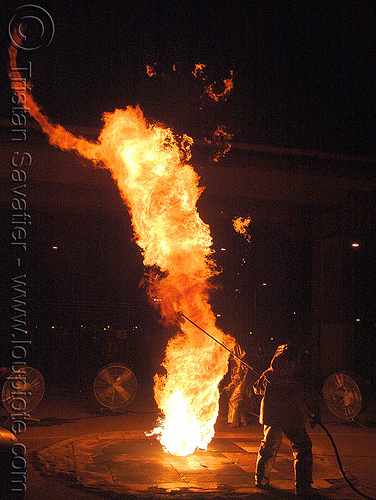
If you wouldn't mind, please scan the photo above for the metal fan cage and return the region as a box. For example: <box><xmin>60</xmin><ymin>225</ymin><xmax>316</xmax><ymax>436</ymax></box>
<box><xmin>323</xmin><ymin>372</ymin><xmax>363</xmax><ymax>420</ymax></box>
<box><xmin>1</xmin><ymin>366</ymin><xmax>45</xmax><ymax>414</ymax></box>
<box><xmin>93</xmin><ymin>363</ymin><xmax>138</xmax><ymax>411</ymax></box>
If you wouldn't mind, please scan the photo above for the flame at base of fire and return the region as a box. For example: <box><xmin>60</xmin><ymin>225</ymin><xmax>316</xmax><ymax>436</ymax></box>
<box><xmin>148</xmin><ymin>329</ymin><xmax>234</xmax><ymax>456</ymax></box>
<box><xmin>148</xmin><ymin>390</ymin><xmax>218</xmax><ymax>456</ymax></box>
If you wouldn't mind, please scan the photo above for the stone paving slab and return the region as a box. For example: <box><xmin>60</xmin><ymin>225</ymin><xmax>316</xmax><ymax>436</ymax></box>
<box><xmin>33</xmin><ymin>430</ymin><xmax>347</xmax><ymax>499</ymax></box>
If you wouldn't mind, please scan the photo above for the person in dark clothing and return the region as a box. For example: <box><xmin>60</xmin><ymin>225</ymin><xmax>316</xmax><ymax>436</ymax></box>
<box><xmin>253</xmin><ymin>339</ymin><xmax>320</xmax><ymax>498</ymax></box>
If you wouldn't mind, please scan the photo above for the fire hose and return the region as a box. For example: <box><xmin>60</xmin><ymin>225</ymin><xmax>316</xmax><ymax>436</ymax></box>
<box><xmin>316</xmin><ymin>420</ymin><xmax>376</xmax><ymax>500</ymax></box>
<box><xmin>180</xmin><ymin>312</ymin><xmax>261</xmax><ymax>378</ymax></box>
<box><xmin>181</xmin><ymin>312</ymin><xmax>376</xmax><ymax>500</ymax></box>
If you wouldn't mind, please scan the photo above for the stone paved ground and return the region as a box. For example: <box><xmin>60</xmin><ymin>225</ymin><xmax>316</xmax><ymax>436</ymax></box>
<box><xmin>34</xmin><ymin>429</ymin><xmax>345</xmax><ymax>499</ymax></box>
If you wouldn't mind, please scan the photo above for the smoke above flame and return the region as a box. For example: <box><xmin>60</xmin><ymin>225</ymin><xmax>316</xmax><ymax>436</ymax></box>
<box><xmin>9</xmin><ymin>37</ymin><xmax>235</xmax><ymax>455</ymax></box>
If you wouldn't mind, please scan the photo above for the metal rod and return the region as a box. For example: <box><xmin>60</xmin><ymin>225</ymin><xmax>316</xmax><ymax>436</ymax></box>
<box><xmin>181</xmin><ymin>312</ymin><xmax>261</xmax><ymax>378</ymax></box>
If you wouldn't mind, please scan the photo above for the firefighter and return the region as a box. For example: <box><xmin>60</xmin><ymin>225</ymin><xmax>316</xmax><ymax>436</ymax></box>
<box><xmin>253</xmin><ymin>336</ymin><xmax>320</xmax><ymax>498</ymax></box>
<box><xmin>223</xmin><ymin>343</ymin><xmax>248</xmax><ymax>428</ymax></box>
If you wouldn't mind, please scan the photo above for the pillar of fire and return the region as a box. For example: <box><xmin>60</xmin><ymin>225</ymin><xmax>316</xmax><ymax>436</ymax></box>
<box><xmin>9</xmin><ymin>36</ymin><xmax>235</xmax><ymax>456</ymax></box>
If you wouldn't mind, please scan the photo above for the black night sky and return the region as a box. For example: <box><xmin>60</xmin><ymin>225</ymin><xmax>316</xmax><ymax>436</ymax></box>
<box><xmin>1</xmin><ymin>1</ymin><xmax>376</xmax><ymax>157</ymax></box>
<box><xmin>1</xmin><ymin>2</ymin><xmax>376</xmax><ymax>384</ymax></box>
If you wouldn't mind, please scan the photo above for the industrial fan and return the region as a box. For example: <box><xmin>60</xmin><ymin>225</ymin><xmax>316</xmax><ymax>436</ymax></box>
<box><xmin>1</xmin><ymin>366</ymin><xmax>45</xmax><ymax>414</ymax></box>
<box><xmin>322</xmin><ymin>372</ymin><xmax>365</xmax><ymax>420</ymax></box>
<box><xmin>93</xmin><ymin>363</ymin><xmax>138</xmax><ymax>411</ymax></box>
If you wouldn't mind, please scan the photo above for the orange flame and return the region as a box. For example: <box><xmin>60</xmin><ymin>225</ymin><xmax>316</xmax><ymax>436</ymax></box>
<box><xmin>146</xmin><ymin>63</ymin><xmax>157</xmax><ymax>77</ymax></box>
<box><xmin>233</xmin><ymin>217</ymin><xmax>252</xmax><ymax>243</ymax></box>
<box><xmin>192</xmin><ymin>64</ymin><xmax>233</xmax><ymax>102</ymax></box>
<box><xmin>206</xmin><ymin>125</ymin><xmax>233</xmax><ymax>162</ymax></box>
<box><xmin>204</xmin><ymin>70</ymin><xmax>234</xmax><ymax>102</ymax></box>
<box><xmin>9</xmin><ymin>37</ymin><xmax>235</xmax><ymax>455</ymax></box>
<box><xmin>192</xmin><ymin>62</ymin><xmax>207</xmax><ymax>79</ymax></box>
